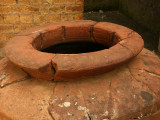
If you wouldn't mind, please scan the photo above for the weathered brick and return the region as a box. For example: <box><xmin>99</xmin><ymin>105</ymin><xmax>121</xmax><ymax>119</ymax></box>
<box><xmin>54</xmin><ymin>0</ymin><xmax>65</xmax><ymax>4</ymax></box>
<box><xmin>66</xmin><ymin>0</ymin><xmax>76</xmax><ymax>4</ymax></box>
<box><xmin>12</xmin><ymin>5</ymin><xmax>39</xmax><ymax>14</ymax></box>
<box><xmin>0</xmin><ymin>0</ymin><xmax>84</xmax><ymax>43</ymax></box>
<box><xmin>18</xmin><ymin>0</ymin><xmax>31</xmax><ymax>4</ymax></box>
<box><xmin>0</xmin><ymin>40</ymin><xmax>8</xmax><ymax>48</ymax></box>
<box><xmin>49</xmin><ymin>5</ymin><xmax>65</xmax><ymax>14</ymax></box>
<box><xmin>0</xmin><ymin>24</ymin><xmax>14</xmax><ymax>33</ymax></box>
<box><xmin>0</xmin><ymin>33</ymin><xmax>6</xmax><ymax>40</ymax></box>
<box><xmin>66</xmin><ymin>5</ymin><xmax>83</xmax><ymax>13</ymax></box>
<box><xmin>4</xmin><ymin>15</ymin><xmax>19</xmax><ymax>24</ymax></box>
<box><xmin>32</xmin><ymin>0</ymin><xmax>53</xmax><ymax>5</ymax></box>
<box><xmin>0</xmin><ymin>6</ymin><xmax>12</xmax><ymax>14</ymax></box>
<box><xmin>45</xmin><ymin>14</ymin><xmax>61</xmax><ymax>23</ymax></box>
<box><xmin>39</xmin><ymin>3</ymin><xmax>50</xmax><ymax>14</ymax></box>
<box><xmin>75</xmin><ymin>13</ymin><xmax>83</xmax><ymax>20</ymax></box>
<box><xmin>0</xmin><ymin>16</ymin><xmax>3</xmax><ymax>23</ymax></box>
<box><xmin>33</xmin><ymin>15</ymin><xmax>45</xmax><ymax>24</ymax></box>
<box><xmin>54</xmin><ymin>0</ymin><xmax>75</xmax><ymax>4</ymax></box>
<box><xmin>0</xmin><ymin>0</ymin><xmax>16</xmax><ymax>5</ymax></box>
<box><xmin>6</xmin><ymin>33</ymin><xmax>16</xmax><ymax>40</ymax></box>
<box><xmin>61</xmin><ymin>14</ymin><xmax>75</xmax><ymax>21</ymax></box>
<box><xmin>20</xmin><ymin>15</ymin><xmax>33</xmax><ymax>23</ymax></box>
<box><xmin>76</xmin><ymin>0</ymin><xmax>83</xmax><ymax>4</ymax></box>
<box><xmin>14</xmin><ymin>24</ymin><xmax>36</xmax><ymax>33</ymax></box>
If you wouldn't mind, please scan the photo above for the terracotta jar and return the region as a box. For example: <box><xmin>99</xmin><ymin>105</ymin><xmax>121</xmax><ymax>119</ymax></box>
<box><xmin>0</xmin><ymin>20</ymin><xmax>160</xmax><ymax>120</ymax></box>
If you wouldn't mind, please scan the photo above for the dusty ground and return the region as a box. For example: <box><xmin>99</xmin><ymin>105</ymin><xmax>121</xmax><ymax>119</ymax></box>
<box><xmin>84</xmin><ymin>11</ymin><xmax>159</xmax><ymax>55</ymax></box>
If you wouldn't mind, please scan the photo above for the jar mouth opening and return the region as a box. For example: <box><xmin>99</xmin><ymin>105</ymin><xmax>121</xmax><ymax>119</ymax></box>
<box><xmin>31</xmin><ymin>23</ymin><xmax>120</xmax><ymax>55</ymax></box>
<box><xmin>41</xmin><ymin>41</ymin><xmax>109</xmax><ymax>54</ymax></box>
<box><xmin>5</xmin><ymin>21</ymin><xmax>144</xmax><ymax>81</ymax></box>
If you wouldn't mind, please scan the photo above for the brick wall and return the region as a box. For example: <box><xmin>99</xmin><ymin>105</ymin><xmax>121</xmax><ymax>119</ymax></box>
<box><xmin>0</xmin><ymin>0</ymin><xmax>84</xmax><ymax>50</ymax></box>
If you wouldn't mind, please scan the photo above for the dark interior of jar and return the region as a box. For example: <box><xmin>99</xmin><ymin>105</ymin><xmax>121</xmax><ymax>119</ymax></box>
<box><xmin>42</xmin><ymin>41</ymin><xmax>108</xmax><ymax>54</ymax></box>
<box><xmin>34</xmin><ymin>26</ymin><xmax>120</xmax><ymax>54</ymax></box>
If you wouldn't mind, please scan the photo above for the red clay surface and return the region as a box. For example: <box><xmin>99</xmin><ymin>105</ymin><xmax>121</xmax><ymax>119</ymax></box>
<box><xmin>0</xmin><ymin>49</ymin><xmax>160</xmax><ymax>120</ymax></box>
<box><xmin>5</xmin><ymin>20</ymin><xmax>144</xmax><ymax>81</ymax></box>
